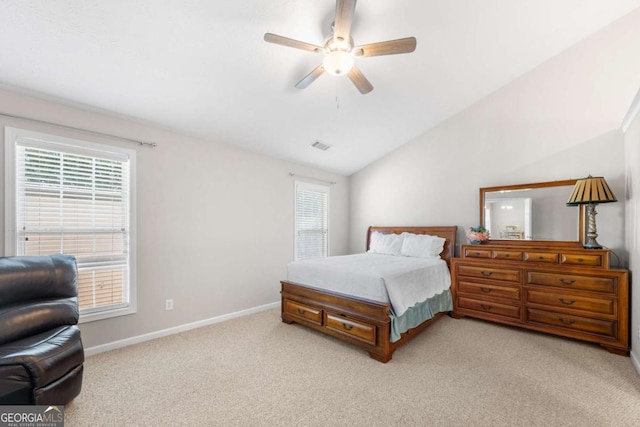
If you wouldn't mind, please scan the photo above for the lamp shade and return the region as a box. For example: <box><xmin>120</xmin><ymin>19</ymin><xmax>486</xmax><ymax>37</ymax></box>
<box><xmin>566</xmin><ymin>175</ymin><xmax>617</xmax><ymax>206</ymax></box>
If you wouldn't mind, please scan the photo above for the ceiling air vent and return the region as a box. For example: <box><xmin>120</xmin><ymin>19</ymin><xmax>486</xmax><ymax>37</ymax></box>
<box><xmin>311</xmin><ymin>141</ymin><xmax>332</xmax><ymax>151</ymax></box>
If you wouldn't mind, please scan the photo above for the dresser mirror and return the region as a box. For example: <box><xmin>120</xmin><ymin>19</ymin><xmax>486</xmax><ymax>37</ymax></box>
<box><xmin>480</xmin><ymin>180</ymin><xmax>584</xmax><ymax>246</ymax></box>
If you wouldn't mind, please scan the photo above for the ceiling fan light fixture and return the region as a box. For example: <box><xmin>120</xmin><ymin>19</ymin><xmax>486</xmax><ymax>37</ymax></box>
<box><xmin>264</xmin><ymin>0</ymin><xmax>416</xmax><ymax>93</ymax></box>
<box><xmin>323</xmin><ymin>50</ymin><xmax>354</xmax><ymax>76</ymax></box>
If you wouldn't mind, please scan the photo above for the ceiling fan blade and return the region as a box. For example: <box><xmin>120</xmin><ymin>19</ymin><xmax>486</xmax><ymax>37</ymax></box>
<box><xmin>264</xmin><ymin>33</ymin><xmax>324</xmax><ymax>53</ymax></box>
<box><xmin>354</xmin><ymin>37</ymin><xmax>417</xmax><ymax>57</ymax></box>
<box><xmin>295</xmin><ymin>65</ymin><xmax>325</xmax><ymax>89</ymax></box>
<box><xmin>334</xmin><ymin>0</ymin><xmax>357</xmax><ymax>43</ymax></box>
<box><xmin>347</xmin><ymin>66</ymin><xmax>373</xmax><ymax>94</ymax></box>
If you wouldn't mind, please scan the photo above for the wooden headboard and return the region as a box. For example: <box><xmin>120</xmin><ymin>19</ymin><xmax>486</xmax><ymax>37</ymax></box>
<box><xmin>366</xmin><ymin>226</ymin><xmax>457</xmax><ymax>266</ymax></box>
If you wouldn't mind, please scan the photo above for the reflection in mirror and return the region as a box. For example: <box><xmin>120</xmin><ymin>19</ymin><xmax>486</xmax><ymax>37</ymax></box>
<box><xmin>481</xmin><ymin>180</ymin><xmax>582</xmax><ymax>243</ymax></box>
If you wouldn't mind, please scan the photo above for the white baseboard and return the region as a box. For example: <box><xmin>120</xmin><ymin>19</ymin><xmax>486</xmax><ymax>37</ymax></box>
<box><xmin>84</xmin><ymin>301</ymin><xmax>280</xmax><ymax>357</ymax></box>
<box><xmin>631</xmin><ymin>350</ymin><xmax>640</xmax><ymax>375</ymax></box>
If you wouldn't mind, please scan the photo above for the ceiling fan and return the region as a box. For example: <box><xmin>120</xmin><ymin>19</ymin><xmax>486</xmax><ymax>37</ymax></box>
<box><xmin>264</xmin><ymin>0</ymin><xmax>416</xmax><ymax>94</ymax></box>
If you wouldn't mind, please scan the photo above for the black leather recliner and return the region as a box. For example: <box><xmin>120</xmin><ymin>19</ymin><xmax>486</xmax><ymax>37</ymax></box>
<box><xmin>0</xmin><ymin>255</ymin><xmax>84</xmax><ymax>404</ymax></box>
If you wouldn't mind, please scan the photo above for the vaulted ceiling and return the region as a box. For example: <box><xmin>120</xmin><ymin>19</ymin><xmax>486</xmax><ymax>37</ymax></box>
<box><xmin>1</xmin><ymin>1</ymin><xmax>639</xmax><ymax>175</ymax></box>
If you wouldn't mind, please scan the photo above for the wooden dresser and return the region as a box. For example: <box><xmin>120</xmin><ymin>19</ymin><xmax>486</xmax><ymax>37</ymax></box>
<box><xmin>451</xmin><ymin>244</ymin><xmax>629</xmax><ymax>355</ymax></box>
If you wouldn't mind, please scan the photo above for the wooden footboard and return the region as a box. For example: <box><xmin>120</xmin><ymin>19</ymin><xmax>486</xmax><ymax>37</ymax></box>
<box><xmin>281</xmin><ymin>281</ymin><xmax>446</xmax><ymax>362</ymax></box>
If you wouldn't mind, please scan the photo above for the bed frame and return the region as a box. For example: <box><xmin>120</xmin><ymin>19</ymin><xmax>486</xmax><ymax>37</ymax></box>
<box><xmin>281</xmin><ymin>226</ymin><xmax>457</xmax><ymax>363</ymax></box>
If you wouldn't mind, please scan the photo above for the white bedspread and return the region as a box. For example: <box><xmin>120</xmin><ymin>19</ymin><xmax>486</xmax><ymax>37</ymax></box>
<box><xmin>286</xmin><ymin>253</ymin><xmax>451</xmax><ymax>317</ymax></box>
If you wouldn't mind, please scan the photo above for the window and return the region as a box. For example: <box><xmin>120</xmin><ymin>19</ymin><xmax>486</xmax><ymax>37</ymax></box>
<box><xmin>5</xmin><ymin>127</ymin><xmax>136</xmax><ymax>322</ymax></box>
<box><xmin>294</xmin><ymin>180</ymin><xmax>329</xmax><ymax>260</ymax></box>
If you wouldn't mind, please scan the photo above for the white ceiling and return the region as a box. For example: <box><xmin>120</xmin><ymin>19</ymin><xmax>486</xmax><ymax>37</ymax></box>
<box><xmin>1</xmin><ymin>1</ymin><xmax>639</xmax><ymax>175</ymax></box>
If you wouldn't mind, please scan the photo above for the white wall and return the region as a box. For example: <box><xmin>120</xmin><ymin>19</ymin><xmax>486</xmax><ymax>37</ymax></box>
<box><xmin>349</xmin><ymin>9</ymin><xmax>640</xmax><ymax>259</ymax></box>
<box><xmin>623</xmin><ymin>90</ymin><xmax>640</xmax><ymax>369</ymax></box>
<box><xmin>0</xmin><ymin>88</ymin><xmax>350</xmax><ymax>349</ymax></box>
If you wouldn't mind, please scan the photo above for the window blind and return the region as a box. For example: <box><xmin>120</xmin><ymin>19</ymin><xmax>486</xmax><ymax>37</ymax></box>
<box><xmin>13</xmin><ymin>137</ymin><xmax>131</xmax><ymax>315</ymax></box>
<box><xmin>295</xmin><ymin>181</ymin><xmax>329</xmax><ymax>260</ymax></box>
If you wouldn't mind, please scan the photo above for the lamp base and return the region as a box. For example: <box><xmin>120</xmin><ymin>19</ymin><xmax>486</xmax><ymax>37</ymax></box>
<box><xmin>583</xmin><ymin>204</ymin><xmax>602</xmax><ymax>249</ymax></box>
<box><xmin>583</xmin><ymin>241</ymin><xmax>603</xmax><ymax>250</ymax></box>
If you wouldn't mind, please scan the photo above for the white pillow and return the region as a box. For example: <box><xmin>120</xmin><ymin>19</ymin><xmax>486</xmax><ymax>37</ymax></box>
<box><xmin>429</xmin><ymin>235</ymin><xmax>446</xmax><ymax>257</ymax></box>
<box><xmin>400</xmin><ymin>232</ymin><xmax>446</xmax><ymax>258</ymax></box>
<box><xmin>368</xmin><ymin>232</ymin><xmax>403</xmax><ymax>255</ymax></box>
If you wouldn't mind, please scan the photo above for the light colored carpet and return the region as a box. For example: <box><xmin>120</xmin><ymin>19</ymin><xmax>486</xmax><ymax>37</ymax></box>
<box><xmin>66</xmin><ymin>309</ymin><xmax>640</xmax><ymax>426</ymax></box>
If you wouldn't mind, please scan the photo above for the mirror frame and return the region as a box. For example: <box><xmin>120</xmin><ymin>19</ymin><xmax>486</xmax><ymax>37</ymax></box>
<box><xmin>480</xmin><ymin>180</ymin><xmax>584</xmax><ymax>247</ymax></box>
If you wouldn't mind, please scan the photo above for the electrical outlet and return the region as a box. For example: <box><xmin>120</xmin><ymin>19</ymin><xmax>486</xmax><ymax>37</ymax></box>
<box><xmin>165</xmin><ymin>299</ymin><xmax>174</xmax><ymax>310</ymax></box>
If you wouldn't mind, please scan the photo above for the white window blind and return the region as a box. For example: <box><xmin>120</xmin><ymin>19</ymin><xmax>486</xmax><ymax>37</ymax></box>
<box><xmin>295</xmin><ymin>181</ymin><xmax>329</xmax><ymax>260</ymax></box>
<box><xmin>5</xmin><ymin>127</ymin><xmax>136</xmax><ymax>322</ymax></box>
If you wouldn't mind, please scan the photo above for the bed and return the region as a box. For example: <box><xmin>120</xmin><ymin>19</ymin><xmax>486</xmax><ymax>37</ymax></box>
<box><xmin>281</xmin><ymin>226</ymin><xmax>457</xmax><ymax>363</ymax></box>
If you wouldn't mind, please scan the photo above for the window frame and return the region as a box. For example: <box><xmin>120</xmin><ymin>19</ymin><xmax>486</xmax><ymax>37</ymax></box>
<box><xmin>4</xmin><ymin>126</ymin><xmax>137</xmax><ymax>323</ymax></box>
<box><xmin>294</xmin><ymin>180</ymin><xmax>330</xmax><ymax>261</ymax></box>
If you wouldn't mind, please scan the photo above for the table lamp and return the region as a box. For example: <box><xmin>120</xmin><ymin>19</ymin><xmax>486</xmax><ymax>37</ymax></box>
<box><xmin>566</xmin><ymin>175</ymin><xmax>617</xmax><ymax>249</ymax></box>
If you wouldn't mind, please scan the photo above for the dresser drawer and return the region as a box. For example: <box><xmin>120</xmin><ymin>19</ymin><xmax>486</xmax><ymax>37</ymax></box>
<box><xmin>464</xmin><ymin>248</ymin><xmax>492</xmax><ymax>258</ymax></box>
<box><xmin>493</xmin><ymin>250</ymin><xmax>523</xmax><ymax>261</ymax></box>
<box><xmin>525</xmin><ymin>289</ymin><xmax>615</xmax><ymax>316</ymax></box>
<box><xmin>458</xmin><ymin>297</ymin><xmax>521</xmax><ymax>320</ymax></box>
<box><xmin>284</xmin><ymin>300</ymin><xmax>322</xmax><ymax>326</ymax></box>
<box><xmin>524</xmin><ymin>252</ymin><xmax>559</xmax><ymax>263</ymax></box>
<box><xmin>526</xmin><ymin>308</ymin><xmax>617</xmax><ymax>338</ymax></box>
<box><xmin>457</xmin><ymin>265</ymin><xmax>521</xmax><ymax>282</ymax></box>
<box><xmin>560</xmin><ymin>253</ymin><xmax>603</xmax><ymax>267</ymax></box>
<box><xmin>325</xmin><ymin>313</ymin><xmax>376</xmax><ymax>345</ymax></box>
<box><xmin>458</xmin><ymin>280</ymin><xmax>521</xmax><ymax>301</ymax></box>
<box><xmin>526</xmin><ymin>272</ymin><xmax>615</xmax><ymax>293</ymax></box>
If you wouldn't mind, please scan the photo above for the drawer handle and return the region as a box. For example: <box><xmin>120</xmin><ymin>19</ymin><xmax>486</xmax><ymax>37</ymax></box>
<box><xmin>505</xmin><ymin>254</ymin><xmax>510</xmax><ymax>257</ymax></box>
<box><xmin>559</xmin><ymin>298</ymin><xmax>576</xmax><ymax>305</ymax></box>
<box><xmin>342</xmin><ymin>322</ymin><xmax>354</xmax><ymax>331</ymax></box>
<box><xmin>480</xmin><ymin>271</ymin><xmax>493</xmax><ymax>277</ymax></box>
<box><xmin>296</xmin><ymin>308</ymin><xmax>306</xmax><ymax>315</ymax></box>
<box><xmin>577</xmin><ymin>258</ymin><xmax>584</xmax><ymax>263</ymax></box>
<box><xmin>474</xmin><ymin>252</ymin><xmax>481</xmax><ymax>256</ymax></box>
<box><xmin>480</xmin><ymin>287</ymin><xmax>494</xmax><ymax>293</ymax></box>
<box><xmin>559</xmin><ymin>318</ymin><xmax>576</xmax><ymax>325</ymax></box>
<box><xmin>480</xmin><ymin>304</ymin><xmax>493</xmax><ymax>311</ymax></box>
<box><xmin>538</xmin><ymin>256</ymin><xmax>544</xmax><ymax>260</ymax></box>
<box><xmin>559</xmin><ymin>278</ymin><xmax>576</xmax><ymax>285</ymax></box>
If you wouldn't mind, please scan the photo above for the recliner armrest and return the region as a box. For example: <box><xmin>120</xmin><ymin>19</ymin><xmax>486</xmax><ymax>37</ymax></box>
<box><xmin>0</xmin><ymin>297</ymin><xmax>79</xmax><ymax>345</ymax></box>
<box><xmin>0</xmin><ymin>326</ymin><xmax>84</xmax><ymax>389</ymax></box>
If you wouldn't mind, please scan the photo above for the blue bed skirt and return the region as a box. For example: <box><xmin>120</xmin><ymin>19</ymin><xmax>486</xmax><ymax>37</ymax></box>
<box><xmin>389</xmin><ymin>289</ymin><xmax>453</xmax><ymax>342</ymax></box>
